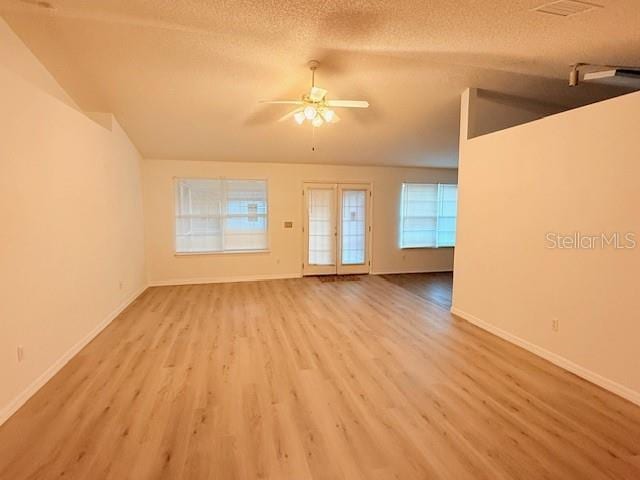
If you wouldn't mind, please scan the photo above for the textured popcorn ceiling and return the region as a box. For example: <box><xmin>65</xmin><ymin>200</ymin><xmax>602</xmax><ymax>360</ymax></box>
<box><xmin>1</xmin><ymin>0</ymin><xmax>639</xmax><ymax>167</ymax></box>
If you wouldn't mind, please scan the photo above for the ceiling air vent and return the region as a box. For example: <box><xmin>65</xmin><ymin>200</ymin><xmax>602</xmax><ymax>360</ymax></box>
<box><xmin>533</xmin><ymin>0</ymin><xmax>602</xmax><ymax>17</ymax></box>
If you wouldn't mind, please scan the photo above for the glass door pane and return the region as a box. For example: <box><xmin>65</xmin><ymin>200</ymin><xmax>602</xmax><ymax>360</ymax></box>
<box><xmin>337</xmin><ymin>184</ymin><xmax>370</xmax><ymax>275</ymax></box>
<box><xmin>307</xmin><ymin>187</ymin><xmax>336</xmax><ymax>266</ymax></box>
<box><xmin>341</xmin><ymin>190</ymin><xmax>366</xmax><ymax>265</ymax></box>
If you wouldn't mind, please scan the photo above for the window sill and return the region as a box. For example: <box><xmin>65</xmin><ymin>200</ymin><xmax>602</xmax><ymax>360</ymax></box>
<box><xmin>175</xmin><ymin>249</ymin><xmax>271</xmax><ymax>256</ymax></box>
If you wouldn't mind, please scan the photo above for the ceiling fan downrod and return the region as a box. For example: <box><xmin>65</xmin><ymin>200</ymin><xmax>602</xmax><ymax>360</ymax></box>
<box><xmin>308</xmin><ymin>59</ymin><xmax>320</xmax><ymax>88</ymax></box>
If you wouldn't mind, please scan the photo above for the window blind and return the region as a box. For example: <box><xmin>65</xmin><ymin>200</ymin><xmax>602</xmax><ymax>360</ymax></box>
<box><xmin>400</xmin><ymin>183</ymin><xmax>457</xmax><ymax>248</ymax></box>
<box><xmin>436</xmin><ymin>184</ymin><xmax>457</xmax><ymax>247</ymax></box>
<box><xmin>175</xmin><ymin>178</ymin><xmax>268</xmax><ymax>253</ymax></box>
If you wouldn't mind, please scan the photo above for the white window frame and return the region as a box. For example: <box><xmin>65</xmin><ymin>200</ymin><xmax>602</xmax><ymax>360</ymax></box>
<box><xmin>174</xmin><ymin>177</ymin><xmax>270</xmax><ymax>255</ymax></box>
<box><xmin>399</xmin><ymin>182</ymin><xmax>458</xmax><ymax>249</ymax></box>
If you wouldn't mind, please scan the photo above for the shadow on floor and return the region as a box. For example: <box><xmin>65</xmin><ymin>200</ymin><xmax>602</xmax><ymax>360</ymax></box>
<box><xmin>381</xmin><ymin>272</ymin><xmax>453</xmax><ymax>310</ymax></box>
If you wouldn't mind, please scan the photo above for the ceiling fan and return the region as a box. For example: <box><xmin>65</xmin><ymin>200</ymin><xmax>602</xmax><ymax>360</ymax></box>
<box><xmin>260</xmin><ymin>60</ymin><xmax>369</xmax><ymax>127</ymax></box>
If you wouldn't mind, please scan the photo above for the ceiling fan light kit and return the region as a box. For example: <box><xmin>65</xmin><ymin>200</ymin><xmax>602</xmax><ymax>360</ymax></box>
<box><xmin>260</xmin><ymin>60</ymin><xmax>369</xmax><ymax>127</ymax></box>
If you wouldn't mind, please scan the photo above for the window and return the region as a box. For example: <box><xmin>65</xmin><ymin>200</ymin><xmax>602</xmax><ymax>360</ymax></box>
<box><xmin>175</xmin><ymin>178</ymin><xmax>268</xmax><ymax>253</ymax></box>
<box><xmin>400</xmin><ymin>183</ymin><xmax>457</xmax><ymax>248</ymax></box>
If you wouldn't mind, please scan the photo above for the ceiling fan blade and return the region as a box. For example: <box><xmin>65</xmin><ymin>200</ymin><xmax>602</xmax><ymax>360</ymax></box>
<box><xmin>278</xmin><ymin>107</ymin><xmax>303</xmax><ymax>122</ymax></box>
<box><xmin>328</xmin><ymin>112</ymin><xmax>341</xmax><ymax>123</ymax></box>
<box><xmin>325</xmin><ymin>100</ymin><xmax>369</xmax><ymax>108</ymax></box>
<box><xmin>259</xmin><ymin>100</ymin><xmax>304</xmax><ymax>105</ymax></box>
<box><xmin>308</xmin><ymin>87</ymin><xmax>328</xmax><ymax>102</ymax></box>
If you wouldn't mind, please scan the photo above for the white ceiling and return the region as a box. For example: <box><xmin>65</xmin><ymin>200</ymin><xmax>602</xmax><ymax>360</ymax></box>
<box><xmin>1</xmin><ymin>0</ymin><xmax>639</xmax><ymax>167</ymax></box>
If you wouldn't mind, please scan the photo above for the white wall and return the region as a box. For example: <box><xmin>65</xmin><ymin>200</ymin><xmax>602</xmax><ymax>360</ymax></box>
<box><xmin>453</xmin><ymin>89</ymin><xmax>640</xmax><ymax>405</ymax></box>
<box><xmin>0</xmin><ymin>19</ymin><xmax>147</xmax><ymax>423</ymax></box>
<box><xmin>143</xmin><ymin>159</ymin><xmax>457</xmax><ymax>284</ymax></box>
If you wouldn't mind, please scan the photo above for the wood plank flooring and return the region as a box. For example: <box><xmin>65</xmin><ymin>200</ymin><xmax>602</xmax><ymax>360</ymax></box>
<box><xmin>1</xmin><ymin>275</ymin><xmax>640</xmax><ymax>479</ymax></box>
<box><xmin>381</xmin><ymin>272</ymin><xmax>453</xmax><ymax>309</ymax></box>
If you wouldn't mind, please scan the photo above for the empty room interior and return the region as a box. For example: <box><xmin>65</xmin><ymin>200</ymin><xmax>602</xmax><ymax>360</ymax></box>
<box><xmin>2</xmin><ymin>0</ymin><xmax>640</xmax><ymax>478</ymax></box>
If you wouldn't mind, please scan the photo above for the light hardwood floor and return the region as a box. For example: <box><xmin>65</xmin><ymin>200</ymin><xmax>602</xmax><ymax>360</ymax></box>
<box><xmin>381</xmin><ymin>272</ymin><xmax>453</xmax><ymax>309</ymax></box>
<box><xmin>1</xmin><ymin>275</ymin><xmax>639</xmax><ymax>479</ymax></box>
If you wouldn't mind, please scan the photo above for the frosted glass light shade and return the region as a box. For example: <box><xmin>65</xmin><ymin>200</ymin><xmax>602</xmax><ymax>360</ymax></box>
<box><xmin>322</xmin><ymin>109</ymin><xmax>335</xmax><ymax>122</ymax></box>
<box><xmin>303</xmin><ymin>105</ymin><xmax>317</xmax><ymax>120</ymax></box>
<box><xmin>293</xmin><ymin>111</ymin><xmax>305</xmax><ymax>124</ymax></box>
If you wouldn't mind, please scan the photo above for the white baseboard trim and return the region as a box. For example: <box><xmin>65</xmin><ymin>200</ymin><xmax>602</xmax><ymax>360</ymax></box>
<box><xmin>371</xmin><ymin>268</ymin><xmax>453</xmax><ymax>275</ymax></box>
<box><xmin>0</xmin><ymin>284</ymin><xmax>148</xmax><ymax>426</ymax></box>
<box><xmin>149</xmin><ymin>272</ymin><xmax>302</xmax><ymax>287</ymax></box>
<box><xmin>450</xmin><ymin>306</ymin><xmax>640</xmax><ymax>407</ymax></box>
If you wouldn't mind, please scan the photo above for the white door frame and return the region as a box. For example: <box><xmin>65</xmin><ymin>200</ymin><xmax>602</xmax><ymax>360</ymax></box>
<box><xmin>302</xmin><ymin>182</ymin><xmax>372</xmax><ymax>276</ymax></box>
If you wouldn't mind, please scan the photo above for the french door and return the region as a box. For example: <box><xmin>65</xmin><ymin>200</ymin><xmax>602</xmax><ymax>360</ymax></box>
<box><xmin>303</xmin><ymin>183</ymin><xmax>371</xmax><ymax>275</ymax></box>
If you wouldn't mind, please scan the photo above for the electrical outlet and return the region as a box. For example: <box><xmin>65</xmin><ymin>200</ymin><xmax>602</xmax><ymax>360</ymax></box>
<box><xmin>552</xmin><ymin>318</ymin><xmax>559</xmax><ymax>332</ymax></box>
<box><xmin>17</xmin><ymin>346</ymin><xmax>24</xmax><ymax>362</ymax></box>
